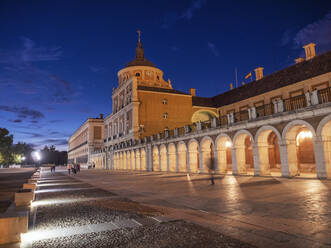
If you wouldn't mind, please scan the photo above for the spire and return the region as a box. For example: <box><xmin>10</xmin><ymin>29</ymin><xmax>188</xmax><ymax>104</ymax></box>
<box><xmin>135</xmin><ymin>29</ymin><xmax>144</xmax><ymax>60</ymax></box>
<box><xmin>126</xmin><ymin>30</ymin><xmax>155</xmax><ymax>68</ymax></box>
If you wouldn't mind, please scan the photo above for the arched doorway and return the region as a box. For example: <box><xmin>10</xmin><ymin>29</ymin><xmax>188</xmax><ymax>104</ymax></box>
<box><xmin>153</xmin><ymin>146</ymin><xmax>160</xmax><ymax>171</ymax></box>
<box><xmin>216</xmin><ymin>135</ymin><xmax>232</xmax><ymax>173</ymax></box>
<box><xmin>200</xmin><ymin>137</ymin><xmax>215</xmax><ymax>173</ymax></box>
<box><xmin>188</xmin><ymin>140</ymin><xmax>200</xmax><ymax>173</ymax></box>
<box><xmin>319</xmin><ymin>117</ymin><xmax>331</xmax><ymax>178</ymax></box>
<box><xmin>283</xmin><ymin>121</ymin><xmax>316</xmax><ymax>177</ymax></box>
<box><xmin>168</xmin><ymin>143</ymin><xmax>177</xmax><ymax>172</ymax></box>
<box><xmin>233</xmin><ymin>131</ymin><xmax>254</xmax><ymax>174</ymax></box>
<box><xmin>177</xmin><ymin>142</ymin><xmax>187</xmax><ymax>172</ymax></box>
<box><xmin>160</xmin><ymin>145</ymin><xmax>168</xmax><ymax>172</ymax></box>
<box><xmin>191</xmin><ymin>110</ymin><xmax>217</xmax><ymax>123</ymax></box>
<box><xmin>256</xmin><ymin>126</ymin><xmax>282</xmax><ymax>176</ymax></box>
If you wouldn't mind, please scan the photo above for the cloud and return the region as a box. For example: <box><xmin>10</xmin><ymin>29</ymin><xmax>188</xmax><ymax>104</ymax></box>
<box><xmin>17</xmin><ymin>131</ymin><xmax>44</xmax><ymax>138</ymax></box>
<box><xmin>293</xmin><ymin>11</ymin><xmax>331</xmax><ymax>52</ymax></box>
<box><xmin>162</xmin><ymin>0</ymin><xmax>206</xmax><ymax>28</ymax></box>
<box><xmin>0</xmin><ymin>38</ymin><xmax>77</xmax><ymax>104</ymax></box>
<box><xmin>207</xmin><ymin>42</ymin><xmax>219</xmax><ymax>56</ymax></box>
<box><xmin>0</xmin><ymin>105</ymin><xmax>44</xmax><ymax>120</ymax></box>
<box><xmin>8</xmin><ymin>119</ymin><xmax>23</xmax><ymax>123</ymax></box>
<box><xmin>41</xmin><ymin>138</ymin><xmax>68</xmax><ymax>146</ymax></box>
<box><xmin>90</xmin><ymin>66</ymin><xmax>105</xmax><ymax>73</ymax></box>
<box><xmin>181</xmin><ymin>0</ymin><xmax>206</xmax><ymax>20</ymax></box>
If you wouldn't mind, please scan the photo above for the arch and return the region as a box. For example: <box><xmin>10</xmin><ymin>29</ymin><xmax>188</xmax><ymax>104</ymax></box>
<box><xmin>200</xmin><ymin>136</ymin><xmax>215</xmax><ymax>173</ymax></box>
<box><xmin>233</xmin><ymin>130</ymin><xmax>254</xmax><ymax>174</ymax></box>
<box><xmin>191</xmin><ymin>110</ymin><xmax>218</xmax><ymax>123</ymax></box>
<box><xmin>168</xmin><ymin>143</ymin><xmax>177</xmax><ymax>172</ymax></box>
<box><xmin>153</xmin><ymin>146</ymin><xmax>160</xmax><ymax>172</ymax></box>
<box><xmin>282</xmin><ymin>120</ymin><xmax>317</xmax><ymax>177</ymax></box>
<box><xmin>282</xmin><ymin>120</ymin><xmax>316</xmax><ymax>140</ymax></box>
<box><xmin>316</xmin><ymin>114</ymin><xmax>331</xmax><ymax>178</ymax></box>
<box><xmin>160</xmin><ymin>144</ymin><xmax>168</xmax><ymax>172</ymax></box>
<box><xmin>135</xmin><ymin>149</ymin><xmax>141</xmax><ymax>171</ymax></box>
<box><xmin>255</xmin><ymin>125</ymin><xmax>282</xmax><ymax>176</ymax></box>
<box><xmin>215</xmin><ymin>134</ymin><xmax>233</xmax><ymax>173</ymax></box>
<box><xmin>177</xmin><ymin>142</ymin><xmax>187</xmax><ymax>172</ymax></box>
<box><xmin>141</xmin><ymin>148</ymin><xmax>147</xmax><ymax>171</ymax></box>
<box><xmin>188</xmin><ymin>139</ymin><xmax>200</xmax><ymax>173</ymax></box>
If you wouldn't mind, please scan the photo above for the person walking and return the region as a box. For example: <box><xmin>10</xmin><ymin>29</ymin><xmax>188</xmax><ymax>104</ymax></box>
<box><xmin>67</xmin><ymin>163</ymin><xmax>71</xmax><ymax>175</ymax></box>
<box><xmin>208</xmin><ymin>156</ymin><xmax>215</xmax><ymax>185</ymax></box>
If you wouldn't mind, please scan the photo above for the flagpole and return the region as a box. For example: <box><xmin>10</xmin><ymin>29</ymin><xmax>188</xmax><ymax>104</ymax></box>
<box><xmin>235</xmin><ymin>67</ymin><xmax>238</xmax><ymax>88</ymax></box>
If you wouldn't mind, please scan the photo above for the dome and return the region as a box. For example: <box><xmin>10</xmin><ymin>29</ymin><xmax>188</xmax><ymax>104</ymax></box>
<box><xmin>126</xmin><ymin>40</ymin><xmax>156</xmax><ymax>68</ymax></box>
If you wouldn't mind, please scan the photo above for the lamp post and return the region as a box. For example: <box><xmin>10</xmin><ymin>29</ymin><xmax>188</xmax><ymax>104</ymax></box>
<box><xmin>32</xmin><ymin>151</ymin><xmax>41</xmax><ymax>168</ymax></box>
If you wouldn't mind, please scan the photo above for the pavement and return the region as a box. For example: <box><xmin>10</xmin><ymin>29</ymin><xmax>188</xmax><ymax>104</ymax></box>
<box><xmin>3</xmin><ymin>167</ymin><xmax>254</xmax><ymax>248</ymax></box>
<box><xmin>73</xmin><ymin>169</ymin><xmax>331</xmax><ymax>248</ymax></box>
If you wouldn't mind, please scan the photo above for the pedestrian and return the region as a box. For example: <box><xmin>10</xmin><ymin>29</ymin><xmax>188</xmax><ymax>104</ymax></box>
<box><xmin>208</xmin><ymin>156</ymin><xmax>215</xmax><ymax>185</ymax></box>
<box><xmin>53</xmin><ymin>165</ymin><xmax>56</xmax><ymax>172</ymax></box>
<box><xmin>77</xmin><ymin>163</ymin><xmax>80</xmax><ymax>173</ymax></box>
<box><xmin>67</xmin><ymin>163</ymin><xmax>71</xmax><ymax>175</ymax></box>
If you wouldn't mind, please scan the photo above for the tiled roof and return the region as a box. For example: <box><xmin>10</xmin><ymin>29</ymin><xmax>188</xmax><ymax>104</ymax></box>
<box><xmin>137</xmin><ymin>85</ymin><xmax>189</xmax><ymax>95</ymax></box>
<box><xmin>191</xmin><ymin>51</ymin><xmax>331</xmax><ymax>108</ymax></box>
<box><xmin>211</xmin><ymin>51</ymin><xmax>331</xmax><ymax>107</ymax></box>
<box><xmin>192</xmin><ymin>96</ymin><xmax>216</xmax><ymax>107</ymax></box>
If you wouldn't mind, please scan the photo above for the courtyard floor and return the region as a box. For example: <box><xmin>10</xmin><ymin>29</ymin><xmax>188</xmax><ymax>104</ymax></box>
<box><xmin>2</xmin><ymin>167</ymin><xmax>330</xmax><ymax>247</ymax></box>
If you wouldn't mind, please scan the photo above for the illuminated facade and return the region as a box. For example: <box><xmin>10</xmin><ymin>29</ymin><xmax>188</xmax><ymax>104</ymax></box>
<box><xmin>71</xmin><ymin>39</ymin><xmax>331</xmax><ymax>179</ymax></box>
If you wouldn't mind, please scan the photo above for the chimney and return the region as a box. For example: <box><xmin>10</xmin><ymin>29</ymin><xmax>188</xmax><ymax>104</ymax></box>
<box><xmin>189</xmin><ymin>88</ymin><xmax>196</xmax><ymax>96</ymax></box>
<box><xmin>303</xmin><ymin>43</ymin><xmax>316</xmax><ymax>60</ymax></box>
<box><xmin>99</xmin><ymin>114</ymin><xmax>103</xmax><ymax>119</ymax></box>
<box><xmin>254</xmin><ymin>67</ymin><xmax>264</xmax><ymax>80</ymax></box>
<box><xmin>230</xmin><ymin>83</ymin><xmax>233</xmax><ymax>90</ymax></box>
<box><xmin>295</xmin><ymin>57</ymin><xmax>305</xmax><ymax>64</ymax></box>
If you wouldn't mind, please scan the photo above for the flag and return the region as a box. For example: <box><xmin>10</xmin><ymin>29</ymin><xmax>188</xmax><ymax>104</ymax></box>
<box><xmin>244</xmin><ymin>72</ymin><xmax>252</xmax><ymax>79</ymax></box>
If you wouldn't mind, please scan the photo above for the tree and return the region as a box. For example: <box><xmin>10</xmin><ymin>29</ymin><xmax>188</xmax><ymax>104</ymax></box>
<box><xmin>0</xmin><ymin>128</ymin><xmax>14</xmax><ymax>166</ymax></box>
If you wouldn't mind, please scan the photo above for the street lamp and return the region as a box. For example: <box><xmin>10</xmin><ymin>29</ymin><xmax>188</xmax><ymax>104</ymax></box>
<box><xmin>32</xmin><ymin>151</ymin><xmax>41</xmax><ymax>167</ymax></box>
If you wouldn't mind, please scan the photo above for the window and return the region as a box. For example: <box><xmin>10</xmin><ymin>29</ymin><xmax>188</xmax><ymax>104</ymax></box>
<box><xmin>162</xmin><ymin>98</ymin><xmax>167</xmax><ymax>105</ymax></box>
<box><xmin>163</xmin><ymin>113</ymin><xmax>168</xmax><ymax>119</ymax></box>
<box><xmin>135</xmin><ymin>72</ymin><xmax>141</xmax><ymax>77</ymax></box>
<box><xmin>156</xmin><ymin>75</ymin><xmax>160</xmax><ymax>80</ymax></box>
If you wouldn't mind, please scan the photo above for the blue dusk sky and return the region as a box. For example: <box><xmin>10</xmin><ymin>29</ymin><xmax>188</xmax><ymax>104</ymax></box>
<box><xmin>0</xmin><ymin>0</ymin><xmax>330</xmax><ymax>151</ymax></box>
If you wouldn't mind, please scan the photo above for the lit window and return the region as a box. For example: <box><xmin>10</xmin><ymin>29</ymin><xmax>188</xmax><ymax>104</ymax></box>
<box><xmin>163</xmin><ymin>113</ymin><xmax>168</xmax><ymax>119</ymax></box>
<box><xmin>162</xmin><ymin>99</ymin><xmax>167</xmax><ymax>105</ymax></box>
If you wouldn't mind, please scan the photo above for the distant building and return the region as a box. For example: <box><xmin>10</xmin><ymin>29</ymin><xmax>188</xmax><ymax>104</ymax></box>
<box><xmin>69</xmin><ymin>40</ymin><xmax>331</xmax><ymax>179</ymax></box>
<box><xmin>67</xmin><ymin>115</ymin><xmax>104</xmax><ymax>166</ymax></box>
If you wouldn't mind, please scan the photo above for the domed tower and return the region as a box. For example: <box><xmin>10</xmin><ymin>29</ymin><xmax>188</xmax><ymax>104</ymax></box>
<box><xmin>116</xmin><ymin>30</ymin><xmax>172</xmax><ymax>89</ymax></box>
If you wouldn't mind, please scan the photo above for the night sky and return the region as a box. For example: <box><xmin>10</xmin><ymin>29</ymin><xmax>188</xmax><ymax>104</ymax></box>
<box><xmin>0</xmin><ymin>0</ymin><xmax>330</xmax><ymax>151</ymax></box>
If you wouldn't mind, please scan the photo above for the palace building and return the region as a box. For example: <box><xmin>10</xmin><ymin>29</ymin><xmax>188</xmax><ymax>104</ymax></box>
<box><xmin>68</xmin><ymin>37</ymin><xmax>331</xmax><ymax>179</ymax></box>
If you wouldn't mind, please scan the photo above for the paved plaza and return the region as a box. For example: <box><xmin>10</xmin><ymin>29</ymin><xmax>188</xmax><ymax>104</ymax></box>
<box><xmin>75</xmin><ymin>170</ymin><xmax>331</xmax><ymax>248</ymax></box>
<box><xmin>2</xmin><ymin>168</ymin><xmax>330</xmax><ymax>247</ymax></box>
<box><xmin>12</xmin><ymin>168</ymin><xmax>254</xmax><ymax>248</ymax></box>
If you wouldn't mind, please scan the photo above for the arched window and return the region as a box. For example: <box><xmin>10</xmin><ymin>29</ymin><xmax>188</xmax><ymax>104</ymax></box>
<box><xmin>135</xmin><ymin>72</ymin><xmax>141</xmax><ymax>77</ymax></box>
<box><xmin>156</xmin><ymin>75</ymin><xmax>160</xmax><ymax>80</ymax></box>
<box><xmin>162</xmin><ymin>98</ymin><xmax>168</xmax><ymax>105</ymax></box>
<box><xmin>163</xmin><ymin>113</ymin><xmax>168</xmax><ymax>119</ymax></box>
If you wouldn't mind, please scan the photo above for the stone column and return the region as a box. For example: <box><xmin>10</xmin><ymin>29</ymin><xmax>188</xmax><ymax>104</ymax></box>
<box><xmin>313</xmin><ymin>136</ymin><xmax>327</xmax><ymax>179</ymax></box>
<box><xmin>217</xmin><ymin>148</ymin><xmax>228</xmax><ymax>173</ymax></box>
<box><xmin>252</xmin><ymin>143</ymin><xmax>261</xmax><ymax>176</ymax></box>
<box><xmin>159</xmin><ymin>149</ymin><xmax>162</xmax><ymax>171</ymax></box>
<box><xmin>233</xmin><ymin>145</ymin><xmax>247</xmax><ymax>174</ymax></box>
<box><xmin>166</xmin><ymin>150</ymin><xmax>170</xmax><ymax>172</ymax></box>
<box><xmin>186</xmin><ymin>150</ymin><xmax>191</xmax><ymax>173</ymax></box>
<box><xmin>198</xmin><ymin>147</ymin><xmax>203</xmax><ymax>173</ymax></box>
<box><xmin>147</xmin><ymin>144</ymin><xmax>152</xmax><ymax>171</ymax></box>
<box><xmin>212</xmin><ymin>146</ymin><xmax>218</xmax><ymax>173</ymax></box>
<box><xmin>279</xmin><ymin>141</ymin><xmax>290</xmax><ymax>177</ymax></box>
<box><xmin>231</xmin><ymin>147</ymin><xmax>238</xmax><ymax>174</ymax></box>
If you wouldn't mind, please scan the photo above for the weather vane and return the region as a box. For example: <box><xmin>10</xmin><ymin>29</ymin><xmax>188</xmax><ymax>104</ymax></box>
<box><xmin>137</xmin><ymin>29</ymin><xmax>142</xmax><ymax>42</ymax></box>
